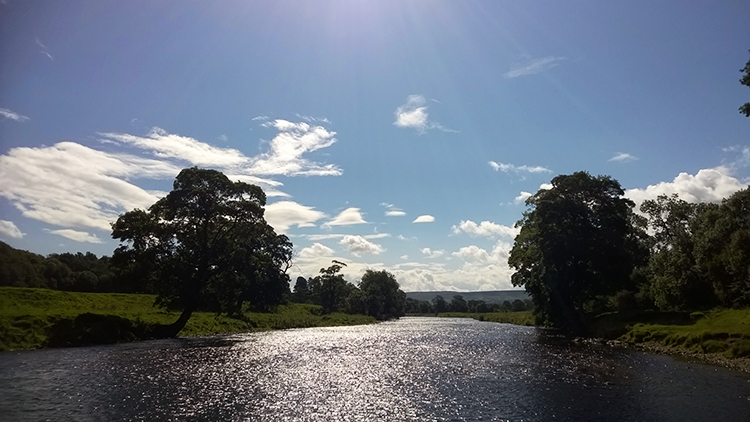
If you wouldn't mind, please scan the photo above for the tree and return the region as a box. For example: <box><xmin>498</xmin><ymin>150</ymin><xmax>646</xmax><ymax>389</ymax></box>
<box><xmin>508</xmin><ymin>172</ymin><xmax>648</xmax><ymax>334</ymax></box>
<box><xmin>111</xmin><ymin>167</ymin><xmax>292</xmax><ymax>337</ymax></box>
<box><xmin>641</xmin><ymin>194</ymin><xmax>716</xmax><ymax>310</ymax></box>
<box><xmin>695</xmin><ymin>188</ymin><xmax>750</xmax><ymax>307</ymax></box>
<box><xmin>358</xmin><ymin>270</ymin><xmax>406</xmax><ymax>320</ymax></box>
<box><xmin>292</xmin><ymin>276</ymin><xmax>310</xmax><ymax>303</ymax></box>
<box><xmin>309</xmin><ymin>261</ymin><xmax>352</xmax><ymax>314</ymax></box>
<box><xmin>740</xmin><ymin>50</ymin><xmax>750</xmax><ymax>117</ymax></box>
<box><xmin>432</xmin><ymin>295</ymin><xmax>447</xmax><ymax>314</ymax></box>
<box><xmin>450</xmin><ymin>295</ymin><xmax>468</xmax><ymax>313</ymax></box>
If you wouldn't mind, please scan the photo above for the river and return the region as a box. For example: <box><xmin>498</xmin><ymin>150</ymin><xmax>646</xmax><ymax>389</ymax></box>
<box><xmin>1</xmin><ymin>317</ymin><xmax>749</xmax><ymax>421</ymax></box>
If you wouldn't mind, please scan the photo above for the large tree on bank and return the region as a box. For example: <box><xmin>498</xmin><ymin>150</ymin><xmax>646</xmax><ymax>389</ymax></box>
<box><xmin>508</xmin><ymin>172</ymin><xmax>648</xmax><ymax>334</ymax></box>
<box><xmin>111</xmin><ymin>167</ymin><xmax>292</xmax><ymax>337</ymax></box>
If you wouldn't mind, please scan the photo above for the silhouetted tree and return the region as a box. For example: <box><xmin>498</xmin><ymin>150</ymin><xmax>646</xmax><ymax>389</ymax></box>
<box><xmin>111</xmin><ymin>168</ymin><xmax>292</xmax><ymax>337</ymax></box>
<box><xmin>358</xmin><ymin>269</ymin><xmax>405</xmax><ymax>320</ymax></box>
<box><xmin>509</xmin><ymin>172</ymin><xmax>648</xmax><ymax>334</ymax></box>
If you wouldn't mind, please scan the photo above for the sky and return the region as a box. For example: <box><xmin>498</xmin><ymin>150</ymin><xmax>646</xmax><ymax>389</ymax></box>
<box><xmin>1</xmin><ymin>1</ymin><xmax>749</xmax><ymax>292</ymax></box>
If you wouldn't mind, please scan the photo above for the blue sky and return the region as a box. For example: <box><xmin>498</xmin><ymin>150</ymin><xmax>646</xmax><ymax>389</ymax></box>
<box><xmin>1</xmin><ymin>0</ymin><xmax>749</xmax><ymax>291</ymax></box>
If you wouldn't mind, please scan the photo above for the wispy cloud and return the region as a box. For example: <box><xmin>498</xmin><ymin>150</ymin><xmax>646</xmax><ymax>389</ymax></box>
<box><xmin>0</xmin><ymin>142</ymin><xmax>177</xmax><ymax>231</ymax></box>
<box><xmin>0</xmin><ymin>220</ymin><xmax>25</xmax><ymax>239</ymax></box>
<box><xmin>0</xmin><ymin>119</ymin><xmax>343</xmax><ymax>236</ymax></box>
<box><xmin>295</xmin><ymin>114</ymin><xmax>331</xmax><ymax>124</ymax></box>
<box><xmin>504</xmin><ymin>56</ymin><xmax>565</xmax><ymax>79</ymax></box>
<box><xmin>36</xmin><ymin>38</ymin><xmax>53</xmax><ymax>61</ymax></box>
<box><xmin>100</xmin><ymin>127</ymin><xmax>248</xmax><ymax>168</ymax></box>
<box><xmin>0</xmin><ymin>108</ymin><xmax>30</xmax><ymax>122</ymax></box>
<box><xmin>323</xmin><ymin>207</ymin><xmax>367</xmax><ymax>228</ymax></box>
<box><xmin>394</xmin><ymin>95</ymin><xmax>457</xmax><ymax>134</ymax></box>
<box><xmin>250</xmin><ymin>120</ymin><xmax>341</xmax><ymax>176</ymax></box>
<box><xmin>412</xmin><ymin>215</ymin><xmax>435</xmax><ymax>223</ymax></box>
<box><xmin>609</xmin><ymin>152</ymin><xmax>638</xmax><ymax>162</ymax></box>
<box><xmin>47</xmin><ymin>229</ymin><xmax>103</xmax><ymax>244</ymax></box>
<box><xmin>381</xmin><ymin>202</ymin><xmax>406</xmax><ymax>217</ymax></box>
<box><xmin>489</xmin><ymin>161</ymin><xmax>551</xmax><ymax>175</ymax></box>
<box><xmin>340</xmin><ymin>235</ymin><xmax>384</xmax><ymax>256</ymax></box>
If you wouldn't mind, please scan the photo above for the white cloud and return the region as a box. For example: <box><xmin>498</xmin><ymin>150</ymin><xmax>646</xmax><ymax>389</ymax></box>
<box><xmin>248</xmin><ymin>120</ymin><xmax>341</xmax><ymax>176</ymax></box>
<box><xmin>297</xmin><ymin>242</ymin><xmax>335</xmax><ymax>259</ymax></box>
<box><xmin>36</xmin><ymin>38</ymin><xmax>54</xmax><ymax>61</ymax></box>
<box><xmin>0</xmin><ymin>108</ymin><xmax>30</xmax><ymax>122</ymax></box>
<box><xmin>226</xmin><ymin>174</ymin><xmax>289</xmax><ymax>198</ymax></box>
<box><xmin>413</xmin><ymin>215</ymin><xmax>435</xmax><ymax>223</ymax></box>
<box><xmin>609</xmin><ymin>152</ymin><xmax>638</xmax><ymax>162</ymax></box>
<box><xmin>0</xmin><ymin>220</ymin><xmax>25</xmax><ymax>239</ymax></box>
<box><xmin>48</xmin><ymin>229</ymin><xmax>103</xmax><ymax>244</ymax></box>
<box><xmin>421</xmin><ymin>247</ymin><xmax>445</xmax><ymax>259</ymax></box>
<box><xmin>393</xmin><ymin>95</ymin><xmax>456</xmax><ymax>134</ymax></box>
<box><xmin>451</xmin><ymin>220</ymin><xmax>519</xmax><ymax>238</ymax></box>
<box><xmin>295</xmin><ymin>114</ymin><xmax>332</xmax><ymax>124</ymax></box>
<box><xmin>381</xmin><ymin>202</ymin><xmax>406</xmax><ymax>217</ymax></box>
<box><xmin>264</xmin><ymin>201</ymin><xmax>327</xmax><ymax>233</ymax></box>
<box><xmin>339</xmin><ymin>235</ymin><xmax>384</xmax><ymax>256</ymax></box>
<box><xmin>504</xmin><ymin>56</ymin><xmax>565</xmax><ymax>79</ymax></box>
<box><xmin>100</xmin><ymin>128</ymin><xmax>248</xmax><ymax>168</ymax></box>
<box><xmin>514</xmin><ymin>191</ymin><xmax>533</xmax><ymax>204</ymax></box>
<box><xmin>625</xmin><ymin>168</ymin><xmax>748</xmax><ymax>211</ymax></box>
<box><xmin>0</xmin><ymin>142</ymin><xmax>176</xmax><ymax>231</ymax></box>
<box><xmin>323</xmin><ymin>207</ymin><xmax>367</xmax><ymax>227</ymax></box>
<box><xmin>489</xmin><ymin>161</ymin><xmax>552</xmax><ymax>175</ymax></box>
<box><xmin>365</xmin><ymin>233</ymin><xmax>391</xmax><ymax>239</ymax></box>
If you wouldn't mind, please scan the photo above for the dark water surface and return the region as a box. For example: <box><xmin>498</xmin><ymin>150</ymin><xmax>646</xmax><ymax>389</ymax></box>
<box><xmin>1</xmin><ymin>317</ymin><xmax>749</xmax><ymax>421</ymax></box>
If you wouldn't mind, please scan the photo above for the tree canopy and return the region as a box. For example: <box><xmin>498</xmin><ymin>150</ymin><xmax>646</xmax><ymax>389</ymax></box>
<box><xmin>740</xmin><ymin>51</ymin><xmax>750</xmax><ymax>117</ymax></box>
<box><xmin>358</xmin><ymin>269</ymin><xmax>406</xmax><ymax>320</ymax></box>
<box><xmin>508</xmin><ymin>172</ymin><xmax>648</xmax><ymax>334</ymax></box>
<box><xmin>111</xmin><ymin>167</ymin><xmax>292</xmax><ymax>337</ymax></box>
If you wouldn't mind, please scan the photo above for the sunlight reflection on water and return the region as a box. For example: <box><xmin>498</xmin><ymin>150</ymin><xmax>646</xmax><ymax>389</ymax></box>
<box><xmin>1</xmin><ymin>317</ymin><xmax>749</xmax><ymax>421</ymax></box>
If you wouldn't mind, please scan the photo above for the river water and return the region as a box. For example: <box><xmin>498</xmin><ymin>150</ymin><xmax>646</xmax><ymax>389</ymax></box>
<box><xmin>1</xmin><ymin>317</ymin><xmax>749</xmax><ymax>421</ymax></box>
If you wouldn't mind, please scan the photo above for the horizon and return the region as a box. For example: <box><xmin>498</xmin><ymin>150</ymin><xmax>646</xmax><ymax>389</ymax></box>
<box><xmin>1</xmin><ymin>1</ymin><xmax>749</xmax><ymax>292</ymax></box>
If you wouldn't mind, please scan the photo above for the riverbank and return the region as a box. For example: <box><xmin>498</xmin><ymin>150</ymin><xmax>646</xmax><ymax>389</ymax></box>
<box><xmin>0</xmin><ymin>287</ymin><xmax>376</xmax><ymax>351</ymax></box>
<box><xmin>466</xmin><ymin>308</ymin><xmax>750</xmax><ymax>373</ymax></box>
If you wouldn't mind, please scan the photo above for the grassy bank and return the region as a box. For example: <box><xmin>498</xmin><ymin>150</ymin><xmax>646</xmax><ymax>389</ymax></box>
<box><xmin>0</xmin><ymin>287</ymin><xmax>375</xmax><ymax>351</ymax></box>
<box><xmin>405</xmin><ymin>311</ymin><xmax>536</xmax><ymax>326</ymax></box>
<box><xmin>609</xmin><ymin>309</ymin><xmax>750</xmax><ymax>358</ymax></box>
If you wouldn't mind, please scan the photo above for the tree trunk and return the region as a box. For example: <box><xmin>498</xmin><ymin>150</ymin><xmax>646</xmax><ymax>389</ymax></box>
<box><xmin>151</xmin><ymin>307</ymin><xmax>194</xmax><ymax>338</ymax></box>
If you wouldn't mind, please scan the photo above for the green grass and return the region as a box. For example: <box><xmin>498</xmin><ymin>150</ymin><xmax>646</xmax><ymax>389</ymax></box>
<box><xmin>0</xmin><ymin>287</ymin><xmax>375</xmax><ymax>351</ymax></box>
<box><xmin>611</xmin><ymin>309</ymin><xmax>750</xmax><ymax>358</ymax></box>
<box><xmin>415</xmin><ymin>311</ymin><xmax>536</xmax><ymax>326</ymax></box>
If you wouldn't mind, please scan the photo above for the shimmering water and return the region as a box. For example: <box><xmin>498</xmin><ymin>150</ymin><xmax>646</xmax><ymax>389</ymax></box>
<box><xmin>1</xmin><ymin>317</ymin><xmax>749</xmax><ymax>421</ymax></box>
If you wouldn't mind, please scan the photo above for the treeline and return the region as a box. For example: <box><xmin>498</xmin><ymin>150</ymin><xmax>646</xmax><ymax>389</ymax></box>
<box><xmin>0</xmin><ymin>242</ymin><xmax>119</xmax><ymax>293</ymax></box>
<box><xmin>291</xmin><ymin>262</ymin><xmax>405</xmax><ymax>320</ymax></box>
<box><xmin>626</xmin><ymin>190</ymin><xmax>750</xmax><ymax>311</ymax></box>
<box><xmin>509</xmin><ymin>170</ymin><xmax>750</xmax><ymax>334</ymax></box>
<box><xmin>403</xmin><ymin>295</ymin><xmax>533</xmax><ymax>314</ymax></box>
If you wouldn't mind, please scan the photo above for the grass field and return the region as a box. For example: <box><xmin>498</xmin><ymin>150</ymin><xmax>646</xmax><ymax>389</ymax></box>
<box><xmin>615</xmin><ymin>309</ymin><xmax>750</xmax><ymax>358</ymax></box>
<box><xmin>0</xmin><ymin>287</ymin><xmax>375</xmax><ymax>351</ymax></box>
<box><xmin>431</xmin><ymin>311</ymin><xmax>536</xmax><ymax>326</ymax></box>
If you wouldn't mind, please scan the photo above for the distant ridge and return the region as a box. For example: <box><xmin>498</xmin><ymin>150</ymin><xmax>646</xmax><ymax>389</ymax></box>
<box><xmin>405</xmin><ymin>290</ymin><xmax>529</xmax><ymax>304</ymax></box>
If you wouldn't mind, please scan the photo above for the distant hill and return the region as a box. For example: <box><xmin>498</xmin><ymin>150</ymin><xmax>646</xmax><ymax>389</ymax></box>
<box><xmin>405</xmin><ymin>290</ymin><xmax>529</xmax><ymax>304</ymax></box>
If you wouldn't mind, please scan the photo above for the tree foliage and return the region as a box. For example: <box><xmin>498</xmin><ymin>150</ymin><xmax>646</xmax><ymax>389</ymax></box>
<box><xmin>111</xmin><ymin>168</ymin><xmax>292</xmax><ymax>336</ymax></box>
<box><xmin>695</xmin><ymin>188</ymin><xmax>750</xmax><ymax>307</ymax></box>
<box><xmin>358</xmin><ymin>270</ymin><xmax>406</xmax><ymax>320</ymax></box>
<box><xmin>740</xmin><ymin>51</ymin><xmax>750</xmax><ymax>117</ymax></box>
<box><xmin>640</xmin><ymin>194</ymin><xmax>716</xmax><ymax>310</ymax></box>
<box><xmin>508</xmin><ymin>172</ymin><xmax>648</xmax><ymax>334</ymax></box>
